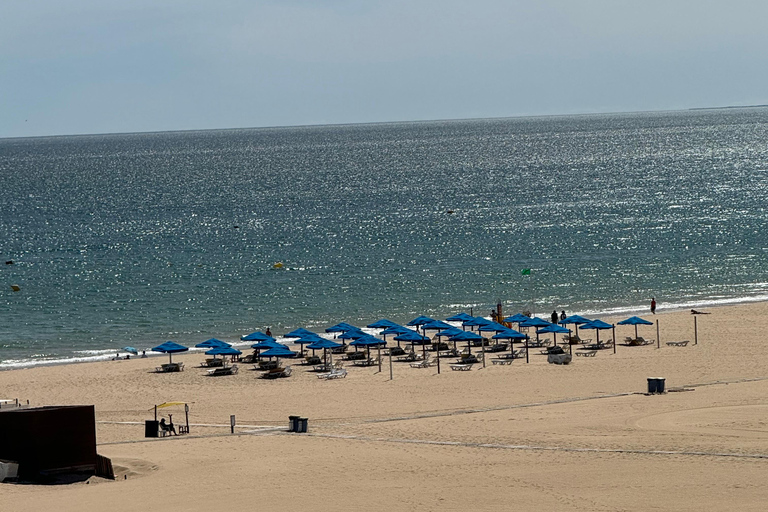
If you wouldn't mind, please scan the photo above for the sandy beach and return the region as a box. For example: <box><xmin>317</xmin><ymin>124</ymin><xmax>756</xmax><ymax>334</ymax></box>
<box><xmin>2</xmin><ymin>303</ymin><xmax>768</xmax><ymax>511</ymax></box>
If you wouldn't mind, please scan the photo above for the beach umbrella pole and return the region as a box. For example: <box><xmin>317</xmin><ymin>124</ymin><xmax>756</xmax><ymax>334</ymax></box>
<box><xmin>694</xmin><ymin>316</ymin><xmax>698</xmax><ymax>345</ymax></box>
<box><xmin>656</xmin><ymin>320</ymin><xmax>660</xmax><ymax>349</ymax></box>
<box><xmin>612</xmin><ymin>325</ymin><xmax>616</xmax><ymax>354</ymax></box>
<box><xmin>389</xmin><ymin>350</ymin><xmax>393</xmax><ymax>380</ymax></box>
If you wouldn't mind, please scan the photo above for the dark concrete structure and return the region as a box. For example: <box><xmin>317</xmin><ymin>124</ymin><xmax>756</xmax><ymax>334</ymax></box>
<box><xmin>0</xmin><ymin>405</ymin><xmax>98</xmax><ymax>481</ymax></box>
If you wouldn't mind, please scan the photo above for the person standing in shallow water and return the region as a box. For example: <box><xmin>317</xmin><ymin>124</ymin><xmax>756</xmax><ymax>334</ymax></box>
<box><xmin>651</xmin><ymin>297</ymin><xmax>657</xmax><ymax>314</ymax></box>
<box><xmin>560</xmin><ymin>310</ymin><xmax>566</xmax><ymax>322</ymax></box>
<box><xmin>551</xmin><ymin>310</ymin><xmax>558</xmax><ymax>324</ymax></box>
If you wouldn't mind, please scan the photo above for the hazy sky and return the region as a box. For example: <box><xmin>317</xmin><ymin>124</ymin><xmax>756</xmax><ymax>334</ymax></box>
<box><xmin>2</xmin><ymin>1</ymin><xmax>767</xmax><ymax>137</ymax></box>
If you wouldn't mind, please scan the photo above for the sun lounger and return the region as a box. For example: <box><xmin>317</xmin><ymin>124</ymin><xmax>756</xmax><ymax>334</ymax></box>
<box><xmin>492</xmin><ymin>359</ymin><xmax>513</xmax><ymax>365</ymax></box>
<box><xmin>207</xmin><ymin>364</ymin><xmax>238</xmax><ymax>376</ymax></box>
<box><xmin>666</xmin><ymin>340</ymin><xmax>690</xmax><ymax>347</ymax></box>
<box><xmin>318</xmin><ymin>368</ymin><xmax>347</xmax><ymax>380</ymax></box>
<box><xmin>305</xmin><ymin>356</ymin><xmax>322</xmax><ymax>365</ymax></box>
<box><xmin>156</xmin><ymin>362</ymin><xmax>184</xmax><ymax>373</ymax></box>
<box><xmin>257</xmin><ymin>360</ymin><xmax>279</xmax><ymax>371</ymax></box>
<box><xmin>450</xmin><ymin>363</ymin><xmax>473</xmax><ymax>371</ymax></box>
<box><xmin>262</xmin><ymin>366</ymin><xmax>293</xmax><ymax>379</ymax></box>
<box><xmin>396</xmin><ymin>352</ymin><xmax>421</xmax><ymax>362</ymax></box>
<box><xmin>410</xmin><ymin>356</ymin><xmax>434</xmax><ymax>368</ymax></box>
<box><xmin>353</xmin><ymin>357</ymin><xmax>379</xmax><ymax>367</ymax></box>
<box><xmin>575</xmin><ymin>350</ymin><xmax>597</xmax><ymax>357</ymax></box>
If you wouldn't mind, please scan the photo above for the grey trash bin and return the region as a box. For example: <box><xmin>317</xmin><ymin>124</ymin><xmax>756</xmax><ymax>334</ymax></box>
<box><xmin>288</xmin><ymin>415</ymin><xmax>300</xmax><ymax>432</ymax></box>
<box><xmin>296</xmin><ymin>418</ymin><xmax>308</xmax><ymax>433</ymax></box>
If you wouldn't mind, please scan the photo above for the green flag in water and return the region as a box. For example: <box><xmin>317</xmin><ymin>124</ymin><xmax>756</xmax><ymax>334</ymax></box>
<box><xmin>521</xmin><ymin>268</ymin><xmax>531</xmax><ymax>275</ymax></box>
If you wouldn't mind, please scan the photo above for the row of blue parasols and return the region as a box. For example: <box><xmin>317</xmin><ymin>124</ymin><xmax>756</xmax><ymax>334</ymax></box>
<box><xmin>147</xmin><ymin>313</ymin><xmax>655</xmax><ymax>365</ymax></box>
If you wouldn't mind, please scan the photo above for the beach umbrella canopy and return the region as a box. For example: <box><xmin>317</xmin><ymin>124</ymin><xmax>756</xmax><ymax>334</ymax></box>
<box><xmin>422</xmin><ymin>320</ymin><xmax>452</xmax><ymax>331</ymax></box>
<box><xmin>241</xmin><ymin>331</ymin><xmax>275</xmax><ymax>342</ymax></box>
<box><xmin>537</xmin><ymin>324</ymin><xmax>570</xmax><ymax>335</ymax></box>
<box><xmin>518</xmin><ymin>317</ymin><xmax>551</xmax><ymax>328</ymax></box>
<box><xmin>251</xmin><ymin>339</ymin><xmax>283</xmax><ymax>350</ymax></box>
<box><xmin>503</xmin><ymin>313</ymin><xmax>531</xmax><ymax>324</ymax></box>
<box><xmin>407</xmin><ymin>315</ymin><xmax>435</xmax><ymax>327</ymax></box>
<box><xmin>195</xmin><ymin>338</ymin><xmax>231</xmax><ymax>349</ymax></box>
<box><xmin>366</xmin><ymin>319</ymin><xmax>399</xmax><ymax>329</ymax></box>
<box><xmin>284</xmin><ymin>328</ymin><xmax>317</xmax><ymax>338</ymax></box>
<box><xmin>325</xmin><ymin>322</ymin><xmax>357</xmax><ymax>333</ymax></box>
<box><xmin>122</xmin><ymin>346</ymin><xmax>139</xmax><ymax>355</ymax></box>
<box><xmin>446</xmin><ymin>313</ymin><xmax>475</xmax><ymax>322</ymax></box>
<box><xmin>537</xmin><ymin>323</ymin><xmax>570</xmax><ymax>346</ymax></box>
<box><xmin>492</xmin><ymin>329</ymin><xmax>527</xmax><ymax>340</ymax></box>
<box><xmin>151</xmin><ymin>341</ymin><xmax>189</xmax><ymax>364</ymax></box>
<box><xmin>205</xmin><ymin>346</ymin><xmax>242</xmax><ymax>356</ymax></box>
<box><xmin>259</xmin><ymin>345</ymin><xmax>297</xmax><ymax>359</ymax></box>
<box><xmin>559</xmin><ymin>315</ymin><xmax>591</xmax><ymax>337</ymax></box>
<box><xmin>380</xmin><ymin>325</ymin><xmax>410</xmax><ymax>336</ymax></box>
<box><xmin>394</xmin><ymin>330</ymin><xmax>431</xmax><ymax>343</ymax></box>
<box><xmin>306</xmin><ymin>338</ymin><xmax>343</xmax><ymax>350</ymax></box>
<box><xmin>338</xmin><ymin>329</ymin><xmax>367</xmax><ymax>340</ymax></box>
<box><xmin>448</xmin><ymin>330</ymin><xmax>484</xmax><ymax>353</ymax></box>
<box><xmin>477</xmin><ymin>321</ymin><xmax>510</xmax><ymax>333</ymax></box>
<box><xmin>617</xmin><ymin>316</ymin><xmax>654</xmax><ymax>339</ymax></box>
<box><xmin>580</xmin><ymin>319</ymin><xmax>614</xmax><ymax>347</ymax></box>
<box><xmin>350</xmin><ymin>335</ymin><xmax>386</xmax><ymax>347</ymax></box>
<box><xmin>464</xmin><ymin>316</ymin><xmax>493</xmax><ymax>327</ymax></box>
<box><xmin>434</xmin><ymin>327</ymin><xmax>463</xmax><ymax>338</ymax></box>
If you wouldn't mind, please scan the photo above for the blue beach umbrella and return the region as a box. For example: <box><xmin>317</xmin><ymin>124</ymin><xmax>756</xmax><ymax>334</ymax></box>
<box><xmin>407</xmin><ymin>316</ymin><xmax>435</xmax><ymax>327</ymax></box>
<box><xmin>306</xmin><ymin>338</ymin><xmax>343</xmax><ymax>366</ymax></box>
<box><xmin>434</xmin><ymin>327</ymin><xmax>463</xmax><ymax>338</ymax></box>
<box><xmin>122</xmin><ymin>346</ymin><xmax>139</xmax><ymax>355</ymax></box>
<box><xmin>259</xmin><ymin>345</ymin><xmax>297</xmax><ymax>359</ymax></box>
<box><xmin>559</xmin><ymin>315</ymin><xmax>591</xmax><ymax>338</ymax></box>
<box><xmin>580</xmin><ymin>319</ymin><xmax>615</xmax><ymax>352</ymax></box>
<box><xmin>284</xmin><ymin>328</ymin><xmax>317</xmax><ymax>339</ymax></box>
<box><xmin>446</xmin><ymin>313</ymin><xmax>475</xmax><ymax>322</ymax></box>
<box><xmin>251</xmin><ymin>339</ymin><xmax>283</xmax><ymax>352</ymax></box>
<box><xmin>394</xmin><ymin>329</ymin><xmax>431</xmax><ymax>357</ymax></box>
<box><xmin>518</xmin><ymin>317</ymin><xmax>552</xmax><ymax>349</ymax></box>
<box><xmin>241</xmin><ymin>331</ymin><xmax>275</xmax><ymax>342</ymax></box>
<box><xmin>292</xmin><ymin>334</ymin><xmax>325</xmax><ymax>355</ymax></box>
<box><xmin>536</xmin><ymin>323</ymin><xmax>570</xmax><ymax>346</ymax></box>
<box><xmin>351</xmin><ymin>335</ymin><xmax>386</xmax><ymax>359</ymax></box>
<box><xmin>338</xmin><ymin>329</ymin><xmax>367</xmax><ymax>341</ymax></box>
<box><xmin>366</xmin><ymin>319</ymin><xmax>399</xmax><ymax>329</ymax></box>
<box><xmin>326</xmin><ymin>322</ymin><xmax>357</xmax><ymax>334</ymax></box>
<box><xmin>380</xmin><ymin>324</ymin><xmax>411</xmax><ymax>346</ymax></box>
<box><xmin>448</xmin><ymin>330</ymin><xmax>483</xmax><ymax>354</ymax></box>
<box><xmin>492</xmin><ymin>328</ymin><xmax>528</xmax><ymax>357</ymax></box>
<box><xmin>151</xmin><ymin>341</ymin><xmax>189</xmax><ymax>364</ymax></box>
<box><xmin>617</xmin><ymin>316</ymin><xmax>654</xmax><ymax>340</ymax></box>
<box><xmin>195</xmin><ymin>338</ymin><xmax>231</xmax><ymax>349</ymax></box>
<box><xmin>503</xmin><ymin>313</ymin><xmax>532</xmax><ymax>325</ymax></box>
<box><xmin>477</xmin><ymin>322</ymin><xmax>510</xmax><ymax>333</ymax></box>
<box><xmin>422</xmin><ymin>320</ymin><xmax>452</xmax><ymax>331</ymax></box>
<box><xmin>205</xmin><ymin>346</ymin><xmax>242</xmax><ymax>356</ymax></box>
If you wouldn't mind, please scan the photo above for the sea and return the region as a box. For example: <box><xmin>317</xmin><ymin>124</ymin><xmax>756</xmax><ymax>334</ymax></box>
<box><xmin>1</xmin><ymin>108</ymin><xmax>767</xmax><ymax>368</ymax></box>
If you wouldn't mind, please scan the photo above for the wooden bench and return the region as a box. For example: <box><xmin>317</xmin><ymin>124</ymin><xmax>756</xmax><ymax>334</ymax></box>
<box><xmin>666</xmin><ymin>340</ymin><xmax>690</xmax><ymax>347</ymax></box>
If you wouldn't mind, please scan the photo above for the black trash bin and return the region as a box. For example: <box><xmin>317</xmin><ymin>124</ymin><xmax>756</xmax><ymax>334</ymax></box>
<box><xmin>647</xmin><ymin>378</ymin><xmax>658</xmax><ymax>394</ymax></box>
<box><xmin>288</xmin><ymin>415</ymin><xmax>300</xmax><ymax>433</ymax></box>
<box><xmin>145</xmin><ymin>420</ymin><xmax>159</xmax><ymax>438</ymax></box>
<box><xmin>296</xmin><ymin>418</ymin><xmax>308</xmax><ymax>433</ymax></box>
<box><xmin>655</xmin><ymin>378</ymin><xmax>666</xmax><ymax>393</ymax></box>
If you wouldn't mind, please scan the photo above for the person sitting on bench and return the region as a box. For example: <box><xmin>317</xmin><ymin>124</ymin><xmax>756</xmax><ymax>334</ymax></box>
<box><xmin>159</xmin><ymin>417</ymin><xmax>177</xmax><ymax>436</ymax></box>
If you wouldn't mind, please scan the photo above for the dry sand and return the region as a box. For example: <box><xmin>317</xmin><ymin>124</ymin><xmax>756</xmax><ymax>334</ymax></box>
<box><xmin>2</xmin><ymin>303</ymin><xmax>768</xmax><ymax>511</ymax></box>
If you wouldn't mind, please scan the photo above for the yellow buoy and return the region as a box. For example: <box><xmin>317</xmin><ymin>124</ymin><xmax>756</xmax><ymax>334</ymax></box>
<box><xmin>272</xmin><ymin>262</ymin><xmax>284</xmax><ymax>269</ymax></box>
